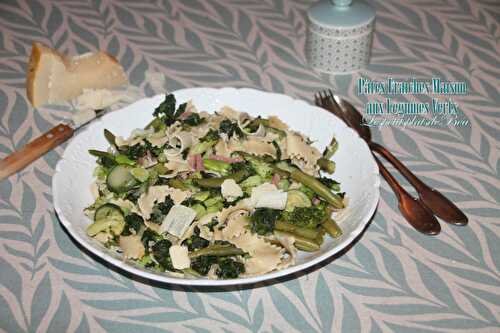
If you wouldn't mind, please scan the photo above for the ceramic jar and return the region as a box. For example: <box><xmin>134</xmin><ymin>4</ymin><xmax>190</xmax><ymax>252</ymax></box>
<box><xmin>306</xmin><ymin>0</ymin><xmax>375</xmax><ymax>74</ymax></box>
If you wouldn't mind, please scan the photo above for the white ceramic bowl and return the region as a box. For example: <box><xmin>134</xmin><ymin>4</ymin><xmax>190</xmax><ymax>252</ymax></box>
<box><xmin>53</xmin><ymin>87</ymin><xmax>380</xmax><ymax>286</ymax></box>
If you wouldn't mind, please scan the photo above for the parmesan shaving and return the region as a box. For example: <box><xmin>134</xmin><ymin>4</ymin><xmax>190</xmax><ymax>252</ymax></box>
<box><xmin>169</xmin><ymin>245</ymin><xmax>190</xmax><ymax>269</ymax></box>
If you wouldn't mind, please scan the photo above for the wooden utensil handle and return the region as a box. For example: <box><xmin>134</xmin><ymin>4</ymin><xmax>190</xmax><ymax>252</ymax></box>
<box><xmin>0</xmin><ymin>123</ymin><xmax>74</xmax><ymax>181</ymax></box>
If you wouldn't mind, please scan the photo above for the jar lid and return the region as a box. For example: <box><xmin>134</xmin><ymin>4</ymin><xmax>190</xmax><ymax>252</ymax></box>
<box><xmin>308</xmin><ymin>0</ymin><xmax>375</xmax><ymax>28</ymax></box>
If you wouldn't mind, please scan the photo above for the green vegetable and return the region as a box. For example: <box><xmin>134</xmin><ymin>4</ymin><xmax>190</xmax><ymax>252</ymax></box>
<box><xmin>219</xmin><ymin>119</ymin><xmax>245</xmax><ymax>139</ymax></box>
<box><xmin>246</xmin><ymin>154</ymin><xmax>273</xmax><ymax>178</ymax></box>
<box><xmin>274</xmin><ymin>220</ymin><xmax>319</xmax><ymax>239</ymax></box>
<box><xmin>189</xmin><ymin>244</ymin><xmax>245</xmax><ymax>258</ymax></box>
<box><xmin>104</xmin><ymin>129</ymin><xmax>118</xmax><ymax>150</ymax></box>
<box><xmin>319</xmin><ymin>177</ymin><xmax>341</xmax><ymax>192</ymax></box>
<box><xmin>216</xmin><ymin>258</ymin><xmax>245</xmax><ymax>279</ymax></box>
<box><xmin>280</xmin><ymin>206</ymin><xmax>327</xmax><ymax>229</ymax></box>
<box><xmin>168</xmin><ymin>178</ymin><xmax>190</xmax><ymax>191</ymax></box>
<box><xmin>182</xmin><ymin>228</ymin><xmax>210</xmax><ymax>251</ymax></box>
<box><xmin>87</xmin><ymin>203</ymin><xmax>125</xmax><ymax>236</ymax></box>
<box><xmin>285</xmin><ymin>190</ymin><xmax>311</xmax><ymax>211</ymax></box>
<box><xmin>250</xmin><ymin>208</ymin><xmax>281</xmax><ymax>235</ymax></box>
<box><xmin>130</xmin><ymin>167</ymin><xmax>149</xmax><ymax>182</ymax></box>
<box><xmin>153</xmin><ymin>94</ymin><xmax>187</xmax><ymax>126</ymax></box>
<box><xmin>276</xmin><ymin>163</ymin><xmax>344</xmax><ymax>209</ymax></box>
<box><xmin>321</xmin><ymin>216</ymin><xmax>343</xmax><ymax>238</ymax></box>
<box><xmin>121</xmin><ymin>213</ymin><xmax>144</xmax><ymax>236</ymax></box>
<box><xmin>151</xmin><ymin>239</ymin><xmax>174</xmax><ymax>271</ymax></box>
<box><xmin>190</xmin><ymin>255</ymin><xmax>217</xmax><ymax>275</ymax></box>
<box><xmin>183</xmin><ymin>113</ymin><xmax>205</xmax><ymax>126</ymax></box>
<box><xmin>141</xmin><ymin>228</ymin><xmax>162</xmax><ymax>251</ymax></box>
<box><xmin>274</xmin><ymin>231</ymin><xmax>320</xmax><ymax>252</ymax></box>
<box><xmin>240</xmin><ymin>175</ymin><xmax>263</xmax><ymax>189</ymax></box>
<box><xmin>191</xmin><ymin>203</ymin><xmax>206</xmax><ymax>219</ymax></box>
<box><xmin>123</xmin><ymin>143</ymin><xmax>147</xmax><ymax>160</ymax></box>
<box><xmin>89</xmin><ymin>150</ymin><xmax>117</xmax><ymax>168</ymax></box>
<box><xmin>203</xmin><ymin>159</ymin><xmax>231</xmax><ymax>175</ymax></box>
<box><xmin>206</xmin><ymin>201</ymin><xmax>224</xmax><ymax>213</ymax></box>
<box><xmin>107</xmin><ymin>165</ymin><xmax>138</xmax><ymax>193</ymax></box>
<box><xmin>115</xmin><ymin>154</ymin><xmax>136</xmax><ymax>166</ymax></box>
<box><xmin>322</xmin><ymin>136</ymin><xmax>338</xmax><ymax>159</ymax></box>
<box><xmin>318</xmin><ymin>158</ymin><xmax>336</xmax><ymax>174</ymax></box>
<box><xmin>191</xmin><ymin>191</ymin><xmax>210</xmax><ymax>202</ymax></box>
<box><xmin>193</xmin><ymin>170</ymin><xmax>248</xmax><ymax>188</ymax></box>
<box><xmin>277</xmin><ymin>178</ymin><xmax>290</xmax><ymax>191</ymax></box>
<box><xmin>272</xmin><ymin>140</ymin><xmax>281</xmax><ymax>160</ymax></box>
<box><xmin>150</xmin><ymin>196</ymin><xmax>174</xmax><ymax>224</ymax></box>
<box><xmin>190</xmin><ymin>130</ymin><xmax>220</xmax><ymax>155</ymax></box>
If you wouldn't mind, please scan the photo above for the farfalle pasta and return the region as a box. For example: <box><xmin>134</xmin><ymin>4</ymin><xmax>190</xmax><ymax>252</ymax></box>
<box><xmin>84</xmin><ymin>93</ymin><xmax>345</xmax><ymax>279</ymax></box>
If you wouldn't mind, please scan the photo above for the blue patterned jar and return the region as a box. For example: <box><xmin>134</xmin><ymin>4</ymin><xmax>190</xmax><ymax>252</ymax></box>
<box><xmin>306</xmin><ymin>0</ymin><xmax>375</xmax><ymax>74</ymax></box>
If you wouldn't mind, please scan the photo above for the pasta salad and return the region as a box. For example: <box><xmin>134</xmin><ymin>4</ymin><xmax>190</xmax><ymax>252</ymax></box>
<box><xmin>85</xmin><ymin>94</ymin><xmax>345</xmax><ymax>279</ymax></box>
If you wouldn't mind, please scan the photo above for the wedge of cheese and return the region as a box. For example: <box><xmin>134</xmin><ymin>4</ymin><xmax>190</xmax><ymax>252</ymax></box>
<box><xmin>26</xmin><ymin>42</ymin><xmax>127</xmax><ymax>107</ymax></box>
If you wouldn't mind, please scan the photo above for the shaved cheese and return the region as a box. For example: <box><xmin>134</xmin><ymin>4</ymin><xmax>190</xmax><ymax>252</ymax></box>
<box><xmin>169</xmin><ymin>245</ymin><xmax>190</xmax><ymax>269</ymax></box>
<box><xmin>119</xmin><ymin>235</ymin><xmax>145</xmax><ymax>259</ymax></box>
<box><xmin>138</xmin><ymin>186</ymin><xmax>191</xmax><ymax>219</ymax></box>
<box><xmin>159</xmin><ymin>205</ymin><xmax>197</xmax><ymax>237</ymax></box>
<box><xmin>72</xmin><ymin>109</ymin><xmax>96</xmax><ymax>127</ymax></box>
<box><xmin>250</xmin><ymin>183</ymin><xmax>287</xmax><ymax>210</ymax></box>
<box><xmin>75</xmin><ymin>88</ymin><xmax>124</xmax><ymax>111</ymax></box>
<box><xmin>221</xmin><ymin>179</ymin><xmax>243</xmax><ymax>202</ymax></box>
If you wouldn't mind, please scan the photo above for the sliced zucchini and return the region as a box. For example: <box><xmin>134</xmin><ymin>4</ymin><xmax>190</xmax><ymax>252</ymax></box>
<box><xmin>285</xmin><ymin>190</ymin><xmax>311</xmax><ymax>211</ymax></box>
<box><xmin>87</xmin><ymin>203</ymin><xmax>125</xmax><ymax>236</ymax></box>
<box><xmin>107</xmin><ymin>165</ymin><xmax>138</xmax><ymax>193</ymax></box>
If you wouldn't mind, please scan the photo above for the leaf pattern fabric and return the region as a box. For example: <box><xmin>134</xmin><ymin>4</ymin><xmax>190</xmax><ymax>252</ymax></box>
<box><xmin>0</xmin><ymin>0</ymin><xmax>499</xmax><ymax>332</ymax></box>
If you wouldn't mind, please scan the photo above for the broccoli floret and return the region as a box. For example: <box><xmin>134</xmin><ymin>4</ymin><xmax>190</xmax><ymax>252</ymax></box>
<box><xmin>153</xmin><ymin>94</ymin><xmax>187</xmax><ymax>126</ymax></box>
<box><xmin>150</xmin><ymin>196</ymin><xmax>174</xmax><ymax>224</ymax></box>
<box><xmin>319</xmin><ymin>177</ymin><xmax>341</xmax><ymax>192</ymax></box>
<box><xmin>183</xmin><ymin>113</ymin><xmax>205</xmax><ymax>126</ymax></box>
<box><xmin>216</xmin><ymin>258</ymin><xmax>245</xmax><ymax>279</ymax></box>
<box><xmin>280</xmin><ymin>206</ymin><xmax>327</xmax><ymax>229</ymax></box>
<box><xmin>206</xmin><ymin>217</ymin><xmax>219</xmax><ymax>232</ymax></box>
<box><xmin>191</xmin><ymin>255</ymin><xmax>218</xmax><ymax>275</ymax></box>
<box><xmin>219</xmin><ymin>119</ymin><xmax>245</xmax><ymax>139</ymax></box>
<box><xmin>124</xmin><ymin>143</ymin><xmax>147</xmax><ymax>160</ymax></box>
<box><xmin>243</xmin><ymin>154</ymin><xmax>273</xmax><ymax>178</ymax></box>
<box><xmin>250</xmin><ymin>208</ymin><xmax>281</xmax><ymax>235</ymax></box>
<box><xmin>182</xmin><ymin>227</ymin><xmax>210</xmax><ymax>251</ymax></box>
<box><xmin>151</xmin><ymin>239</ymin><xmax>174</xmax><ymax>271</ymax></box>
<box><xmin>141</xmin><ymin>228</ymin><xmax>162</xmax><ymax>252</ymax></box>
<box><xmin>201</xmin><ymin>129</ymin><xmax>220</xmax><ymax>143</ymax></box>
<box><xmin>121</xmin><ymin>213</ymin><xmax>144</xmax><ymax>236</ymax></box>
<box><xmin>230</xmin><ymin>161</ymin><xmax>255</xmax><ymax>175</ymax></box>
<box><xmin>190</xmin><ymin>129</ymin><xmax>220</xmax><ymax>155</ymax></box>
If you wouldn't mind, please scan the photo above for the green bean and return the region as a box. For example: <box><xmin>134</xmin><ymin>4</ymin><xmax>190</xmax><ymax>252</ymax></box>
<box><xmin>168</xmin><ymin>178</ymin><xmax>190</xmax><ymax>191</ymax></box>
<box><xmin>322</xmin><ymin>136</ymin><xmax>338</xmax><ymax>159</ymax></box>
<box><xmin>182</xmin><ymin>267</ymin><xmax>202</xmax><ymax>278</ymax></box>
<box><xmin>193</xmin><ymin>170</ymin><xmax>248</xmax><ymax>188</ymax></box>
<box><xmin>88</xmin><ymin>149</ymin><xmax>113</xmax><ymax>159</ymax></box>
<box><xmin>288</xmin><ymin>168</ymin><xmax>344</xmax><ymax>209</ymax></box>
<box><xmin>321</xmin><ymin>216</ymin><xmax>343</xmax><ymax>238</ymax></box>
<box><xmin>274</xmin><ymin>230</ymin><xmax>320</xmax><ymax>252</ymax></box>
<box><xmin>104</xmin><ymin>129</ymin><xmax>118</xmax><ymax>150</ymax></box>
<box><xmin>318</xmin><ymin>158</ymin><xmax>336</xmax><ymax>174</ymax></box>
<box><xmin>188</xmin><ymin>244</ymin><xmax>245</xmax><ymax>258</ymax></box>
<box><xmin>275</xmin><ymin>220</ymin><xmax>319</xmax><ymax>240</ymax></box>
<box><xmin>203</xmin><ymin>159</ymin><xmax>231</xmax><ymax>175</ymax></box>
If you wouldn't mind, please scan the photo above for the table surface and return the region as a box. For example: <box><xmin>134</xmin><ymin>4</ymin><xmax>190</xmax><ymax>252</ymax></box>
<box><xmin>1</xmin><ymin>1</ymin><xmax>499</xmax><ymax>332</ymax></box>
